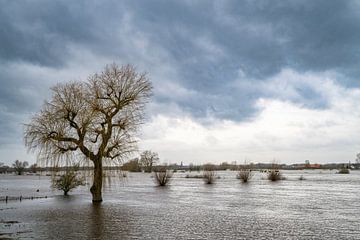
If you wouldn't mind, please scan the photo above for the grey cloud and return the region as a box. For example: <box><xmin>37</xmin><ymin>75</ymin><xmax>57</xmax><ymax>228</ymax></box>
<box><xmin>2</xmin><ymin>1</ymin><xmax>360</xmax><ymax>78</ymax></box>
<box><xmin>0</xmin><ymin>1</ymin><xmax>122</xmax><ymax>66</ymax></box>
<box><xmin>0</xmin><ymin>0</ymin><xmax>359</xmax><ymax>143</ymax></box>
<box><xmin>121</xmin><ymin>0</ymin><xmax>360</xmax><ymax>120</ymax></box>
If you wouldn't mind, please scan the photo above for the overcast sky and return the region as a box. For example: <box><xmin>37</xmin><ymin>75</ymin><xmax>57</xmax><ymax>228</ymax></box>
<box><xmin>1</xmin><ymin>0</ymin><xmax>360</xmax><ymax>165</ymax></box>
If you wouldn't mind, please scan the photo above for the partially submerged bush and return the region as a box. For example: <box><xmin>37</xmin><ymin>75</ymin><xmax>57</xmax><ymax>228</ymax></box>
<box><xmin>299</xmin><ymin>175</ymin><xmax>305</xmax><ymax>180</ymax></box>
<box><xmin>153</xmin><ymin>167</ymin><xmax>172</xmax><ymax>186</ymax></box>
<box><xmin>266</xmin><ymin>162</ymin><xmax>285</xmax><ymax>181</ymax></box>
<box><xmin>267</xmin><ymin>169</ymin><xmax>284</xmax><ymax>181</ymax></box>
<box><xmin>203</xmin><ymin>164</ymin><xmax>216</xmax><ymax>184</ymax></box>
<box><xmin>237</xmin><ymin>162</ymin><xmax>254</xmax><ymax>183</ymax></box>
<box><xmin>52</xmin><ymin>168</ymin><xmax>85</xmax><ymax>195</ymax></box>
<box><xmin>203</xmin><ymin>171</ymin><xmax>216</xmax><ymax>184</ymax></box>
<box><xmin>237</xmin><ymin>169</ymin><xmax>253</xmax><ymax>183</ymax></box>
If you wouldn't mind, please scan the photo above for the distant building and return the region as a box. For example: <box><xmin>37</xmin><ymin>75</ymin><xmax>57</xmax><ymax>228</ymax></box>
<box><xmin>304</xmin><ymin>163</ymin><xmax>322</xmax><ymax>169</ymax></box>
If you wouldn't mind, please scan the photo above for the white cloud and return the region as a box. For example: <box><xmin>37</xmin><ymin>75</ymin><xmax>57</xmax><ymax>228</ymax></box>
<box><xmin>140</xmin><ymin>70</ymin><xmax>360</xmax><ymax>165</ymax></box>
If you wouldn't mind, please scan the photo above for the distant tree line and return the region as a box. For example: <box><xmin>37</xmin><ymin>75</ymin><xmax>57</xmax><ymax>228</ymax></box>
<box><xmin>2</xmin><ymin>157</ymin><xmax>359</xmax><ymax>175</ymax></box>
<box><xmin>121</xmin><ymin>159</ymin><xmax>360</xmax><ymax>172</ymax></box>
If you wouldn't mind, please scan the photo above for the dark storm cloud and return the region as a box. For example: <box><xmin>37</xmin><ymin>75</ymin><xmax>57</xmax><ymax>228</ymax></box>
<box><xmin>2</xmin><ymin>1</ymin><xmax>359</xmax><ymax>77</ymax></box>
<box><xmin>122</xmin><ymin>0</ymin><xmax>360</xmax><ymax>118</ymax></box>
<box><xmin>128</xmin><ymin>0</ymin><xmax>360</xmax><ymax>78</ymax></box>
<box><xmin>0</xmin><ymin>1</ymin><xmax>112</xmax><ymax>66</ymax></box>
<box><xmin>0</xmin><ymin>0</ymin><xmax>360</xmax><ymax>145</ymax></box>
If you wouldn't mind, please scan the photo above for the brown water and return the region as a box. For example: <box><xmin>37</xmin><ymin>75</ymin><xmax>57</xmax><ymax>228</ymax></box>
<box><xmin>1</xmin><ymin>170</ymin><xmax>360</xmax><ymax>239</ymax></box>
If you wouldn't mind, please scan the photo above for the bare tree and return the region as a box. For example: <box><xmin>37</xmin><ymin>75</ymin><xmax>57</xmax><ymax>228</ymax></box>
<box><xmin>140</xmin><ymin>150</ymin><xmax>159</xmax><ymax>172</ymax></box>
<box><xmin>24</xmin><ymin>64</ymin><xmax>152</xmax><ymax>202</ymax></box>
<box><xmin>13</xmin><ymin>160</ymin><xmax>29</xmax><ymax>175</ymax></box>
<box><xmin>153</xmin><ymin>167</ymin><xmax>172</xmax><ymax>186</ymax></box>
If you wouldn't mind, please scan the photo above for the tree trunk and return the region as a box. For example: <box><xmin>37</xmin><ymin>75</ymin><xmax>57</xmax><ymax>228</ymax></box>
<box><xmin>90</xmin><ymin>159</ymin><xmax>103</xmax><ymax>203</ymax></box>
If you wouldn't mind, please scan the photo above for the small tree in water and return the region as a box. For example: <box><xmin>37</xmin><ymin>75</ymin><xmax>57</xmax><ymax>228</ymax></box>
<box><xmin>24</xmin><ymin>64</ymin><xmax>152</xmax><ymax>203</ymax></box>
<box><xmin>153</xmin><ymin>167</ymin><xmax>172</xmax><ymax>186</ymax></box>
<box><xmin>52</xmin><ymin>167</ymin><xmax>85</xmax><ymax>195</ymax></box>
<box><xmin>13</xmin><ymin>160</ymin><xmax>29</xmax><ymax>175</ymax></box>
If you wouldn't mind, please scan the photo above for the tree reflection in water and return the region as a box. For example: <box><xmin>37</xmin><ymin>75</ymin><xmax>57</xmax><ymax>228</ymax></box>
<box><xmin>90</xmin><ymin>203</ymin><xmax>104</xmax><ymax>239</ymax></box>
<box><xmin>88</xmin><ymin>203</ymin><xmax>135</xmax><ymax>239</ymax></box>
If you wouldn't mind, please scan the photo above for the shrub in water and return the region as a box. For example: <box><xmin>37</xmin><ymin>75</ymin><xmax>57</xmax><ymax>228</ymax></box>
<box><xmin>203</xmin><ymin>164</ymin><xmax>216</xmax><ymax>184</ymax></box>
<box><xmin>52</xmin><ymin>168</ymin><xmax>85</xmax><ymax>195</ymax></box>
<box><xmin>267</xmin><ymin>162</ymin><xmax>285</xmax><ymax>181</ymax></box>
<box><xmin>267</xmin><ymin>169</ymin><xmax>284</xmax><ymax>181</ymax></box>
<box><xmin>237</xmin><ymin>169</ymin><xmax>253</xmax><ymax>183</ymax></box>
<box><xmin>153</xmin><ymin>167</ymin><xmax>172</xmax><ymax>186</ymax></box>
<box><xmin>237</xmin><ymin>162</ymin><xmax>254</xmax><ymax>183</ymax></box>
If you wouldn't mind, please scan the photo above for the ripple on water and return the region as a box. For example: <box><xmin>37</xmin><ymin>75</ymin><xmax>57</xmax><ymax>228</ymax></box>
<box><xmin>0</xmin><ymin>170</ymin><xmax>360</xmax><ymax>239</ymax></box>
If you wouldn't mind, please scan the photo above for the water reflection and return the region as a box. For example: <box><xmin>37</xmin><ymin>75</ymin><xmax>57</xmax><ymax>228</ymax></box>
<box><xmin>89</xmin><ymin>203</ymin><xmax>104</xmax><ymax>239</ymax></box>
<box><xmin>88</xmin><ymin>202</ymin><xmax>137</xmax><ymax>239</ymax></box>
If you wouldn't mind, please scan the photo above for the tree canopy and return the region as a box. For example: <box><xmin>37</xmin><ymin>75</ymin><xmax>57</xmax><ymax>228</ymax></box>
<box><xmin>12</xmin><ymin>160</ymin><xmax>29</xmax><ymax>175</ymax></box>
<box><xmin>140</xmin><ymin>150</ymin><xmax>159</xmax><ymax>172</ymax></box>
<box><xmin>24</xmin><ymin>64</ymin><xmax>152</xmax><ymax>202</ymax></box>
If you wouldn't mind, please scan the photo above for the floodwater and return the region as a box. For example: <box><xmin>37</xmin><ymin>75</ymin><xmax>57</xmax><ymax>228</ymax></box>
<box><xmin>1</xmin><ymin>170</ymin><xmax>360</xmax><ymax>239</ymax></box>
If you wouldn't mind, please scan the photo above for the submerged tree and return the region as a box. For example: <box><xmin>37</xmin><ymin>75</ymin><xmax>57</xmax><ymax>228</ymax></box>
<box><xmin>140</xmin><ymin>150</ymin><xmax>159</xmax><ymax>172</ymax></box>
<box><xmin>153</xmin><ymin>167</ymin><xmax>172</xmax><ymax>186</ymax></box>
<box><xmin>52</xmin><ymin>167</ymin><xmax>85</xmax><ymax>195</ymax></box>
<box><xmin>13</xmin><ymin>160</ymin><xmax>29</xmax><ymax>175</ymax></box>
<box><xmin>24</xmin><ymin>64</ymin><xmax>152</xmax><ymax>202</ymax></box>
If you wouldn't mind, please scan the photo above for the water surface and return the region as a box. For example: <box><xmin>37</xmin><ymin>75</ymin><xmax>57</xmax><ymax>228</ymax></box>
<box><xmin>1</xmin><ymin>170</ymin><xmax>359</xmax><ymax>239</ymax></box>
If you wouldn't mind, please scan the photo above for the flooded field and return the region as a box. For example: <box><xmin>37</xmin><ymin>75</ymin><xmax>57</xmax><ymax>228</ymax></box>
<box><xmin>1</xmin><ymin>170</ymin><xmax>360</xmax><ymax>239</ymax></box>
